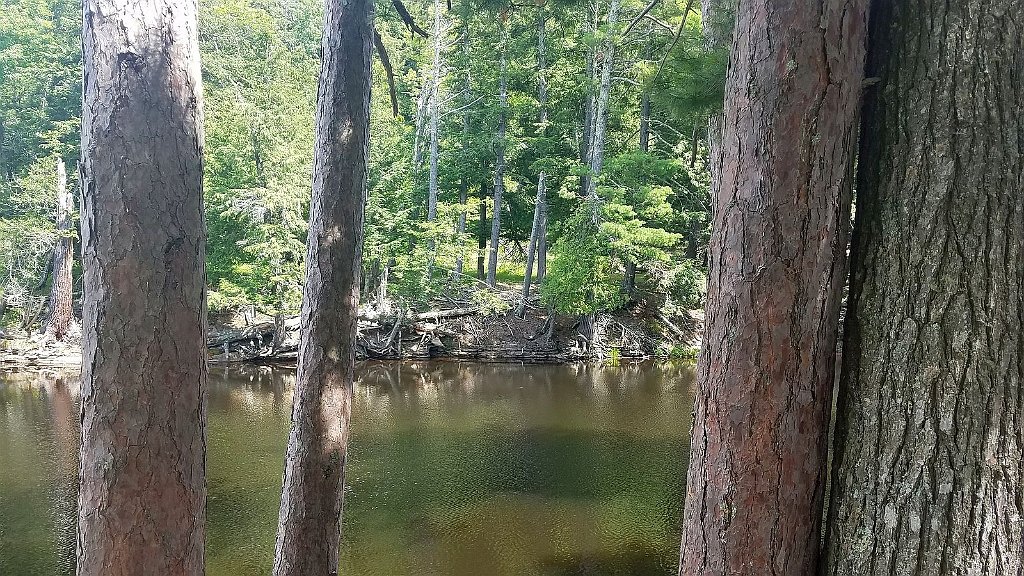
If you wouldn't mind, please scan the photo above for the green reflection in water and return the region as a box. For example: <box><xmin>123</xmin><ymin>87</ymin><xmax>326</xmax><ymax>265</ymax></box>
<box><xmin>0</xmin><ymin>361</ymin><xmax>695</xmax><ymax>576</ymax></box>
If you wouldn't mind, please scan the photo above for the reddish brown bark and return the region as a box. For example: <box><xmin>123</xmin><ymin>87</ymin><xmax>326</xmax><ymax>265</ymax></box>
<box><xmin>271</xmin><ymin>0</ymin><xmax>372</xmax><ymax>572</ymax></box>
<box><xmin>78</xmin><ymin>0</ymin><xmax>208</xmax><ymax>572</ymax></box>
<box><xmin>678</xmin><ymin>0</ymin><xmax>867</xmax><ymax>574</ymax></box>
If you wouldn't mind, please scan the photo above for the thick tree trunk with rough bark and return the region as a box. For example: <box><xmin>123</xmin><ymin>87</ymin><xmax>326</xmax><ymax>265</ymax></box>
<box><xmin>271</xmin><ymin>0</ymin><xmax>371</xmax><ymax>572</ymax></box>
<box><xmin>486</xmin><ymin>27</ymin><xmax>507</xmax><ymax>287</ymax></box>
<box><xmin>823</xmin><ymin>2</ymin><xmax>1024</xmax><ymax>574</ymax></box>
<box><xmin>43</xmin><ymin>157</ymin><xmax>75</xmax><ymax>340</ymax></box>
<box><xmin>678</xmin><ymin>0</ymin><xmax>867</xmax><ymax>574</ymax></box>
<box><xmin>77</xmin><ymin>0</ymin><xmax>208</xmax><ymax>571</ymax></box>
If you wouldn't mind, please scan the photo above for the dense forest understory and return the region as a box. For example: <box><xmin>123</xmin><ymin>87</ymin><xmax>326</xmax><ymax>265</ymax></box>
<box><xmin>2</xmin><ymin>281</ymin><xmax>703</xmax><ymax>366</ymax></box>
<box><xmin>1</xmin><ymin>0</ymin><xmax>720</xmax><ymax>365</ymax></box>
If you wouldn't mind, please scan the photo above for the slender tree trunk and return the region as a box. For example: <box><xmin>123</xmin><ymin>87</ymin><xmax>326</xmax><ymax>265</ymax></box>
<box><xmin>413</xmin><ymin>75</ymin><xmax>428</xmax><ymax>169</ymax></box>
<box><xmin>621</xmin><ymin>37</ymin><xmax>653</xmax><ymax>296</ymax></box>
<box><xmin>486</xmin><ymin>27</ymin><xmax>507</xmax><ymax>287</ymax></box>
<box><xmin>639</xmin><ymin>34</ymin><xmax>652</xmax><ymax>154</ymax></box>
<box><xmin>518</xmin><ymin>8</ymin><xmax>548</xmax><ymax>317</ymax></box>
<box><xmin>454</xmin><ymin>19</ymin><xmax>472</xmax><ymax>278</ymax></box>
<box><xmin>43</xmin><ymin>157</ymin><xmax>75</xmax><ymax>340</ymax></box>
<box><xmin>678</xmin><ymin>0</ymin><xmax>867</xmax><ymax>574</ymax></box>
<box><xmin>424</xmin><ymin>0</ymin><xmax>444</xmax><ymax>277</ymax></box>
<box><xmin>639</xmin><ymin>94</ymin><xmax>651</xmax><ymax>151</ymax></box>
<box><xmin>536</xmin><ymin>209</ymin><xmax>547</xmax><ymax>280</ymax></box>
<box><xmin>377</xmin><ymin>258</ymin><xmax>393</xmax><ymax>307</ymax></box>
<box><xmin>454</xmin><ymin>179</ymin><xmax>468</xmax><ymax>276</ymax></box>
<box><xmin>77</xmin><ymin>0</ymin><xmax>208</xmax><ymax>570</ymax></box>
<box><xmin>477</xmin><ymin>182</ymin><xmax>487</xmax><ymax>280</ymax></box>
<box><xmin>584</xmin><ymin>0</ymin><xmax>620</xmax><ymax>224</ymax></box>
<box><xmin>271</xmin><ymin>260</ymin><xmax>286</xmax><ymax>354</ymax></box>
<box><xmin>578</xmin><ymin>6</ymin><xmax>597</xmax><ymax>198</ymax></box>
<box><xmin>823</xmin><ymin>2</ymin><xmax>1024</xmax><ymax>574</ymax></box>
<box><xmin>620</xmin><ymin>261</ymin><xmax>635</xmax><ymax>295</ymax></box>
<box><xmin>426</xmin><ymin>0</ymin><xmax>443</xmax><ymax>229</ymax></box>
<box><xmin>272</xmin><ymin>0</ymin><xmax>371</xmax><ymax>571</ymax></box>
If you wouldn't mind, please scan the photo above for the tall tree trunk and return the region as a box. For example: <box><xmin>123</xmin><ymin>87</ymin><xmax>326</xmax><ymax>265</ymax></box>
<box><xmin>677</xmin><ymin>0</ymin><xmax>867</xmax><ymax>574</ymax></box>
<box><xmin>823</xmin><ymin>2</ymin><xmax>1023</xmax><ymax>574</ymax></box>
<box><xmin>622</xmin><ymin>36</ymin><xmax>653</xmax><ymax>297</ymax></box>
<box><xmin>578</xmin><ymin>4</ymin><xmax>597</xmax><ymax>198</ymax></box>
<box><xmin>272</xmin><ymin>0</ymin><xmax>371</xmax><ymax>571</ymax></box>
<box><xmin>536</xmin><ymin>209</ymin><xmax>547</xmax><ymax>280</ymax></box>
<box><xmin>426</xmin><ymin>0</ymin><xmax>443</xmax><ymax>229</ymax></box>
<box><xmin>78</xmin><ymin>0</ymin><xmax>208</xmax><ymax>571</ymax></box>
<box><xmin>453</xmin><ymin>17</ymin><xmax>472</xmax><ymax>278</ymax></box>
<box><xmin>413</xmin><ymin>74</ymin><xmax>429</xmax><ymax>169</ymax></box>
<box><xmin>639</xmin><ymin>95</ymin><xmax>651</xmax><ymax>151</ymax></box>
<box><xmin>477</xmin><ymin>182</ymin><xmax>487</xmax><ymax>280</ymax></box>
<box><xmin>584</xmin><ymin>0</ymin><xmax>620</xmax><ymax>224</ymax></box>
<box><xmin>486</xmin><ymin>26</ymin><xmax>507</xmax><ymax>287</ymax></box>
<box><xmin>620</xmin><ymin>261</ymin><xmax>635</xmax><ymax>295</ymax></box>
<box><xmin>377</xmin><ymin>257</ymin><xmax>393</xmax><ymax>307</ymax></box>
<box><xmin>518</xmin><ymin>7</ymin><xmax>548</xmax><ymax>317</ymax></box>
<box><xmin>43</xmin><ymin>157</ymin><xmax>75</xmax><ymax>340</ymax></box>
<box><xmin>454</xmin><ymin>179</ymin><xmax>468</xmax><ymax>276</ymax></box>
<box><xmin>639</xmin><ymin>34</ymin><xmax>652</xmax><ymax>154</ymax></box>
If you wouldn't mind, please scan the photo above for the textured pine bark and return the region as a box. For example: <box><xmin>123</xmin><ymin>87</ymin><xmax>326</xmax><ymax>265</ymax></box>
<box><xmin>823</xmin><ymin>2</ymin><xmax>1024</xmax><ymax>574</ymax></box>
<box><xmin>271</xmin><ymin>0</ymin><xmax>371</xmax><ymax>572</ymax></box>
<box><xmin>677</xmin><ymin>0</ymin><xmax>867</xmax><ymax>574</ymax></box>
<box><xmin>43</xmin><ymin>157</ymin><xmax>75</xmax><ymax>340</ymax></box>
<box><xmin>77</xmin><ymin>0</ymin><xmax>208</xmax><ymax>571</ymax></box>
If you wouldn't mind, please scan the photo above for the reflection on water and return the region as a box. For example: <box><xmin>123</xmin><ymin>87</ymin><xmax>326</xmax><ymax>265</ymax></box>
<box><xmin>0</xmin><ymin>361</ymin><xmax>695</xmax><ymax>576</ymax></box>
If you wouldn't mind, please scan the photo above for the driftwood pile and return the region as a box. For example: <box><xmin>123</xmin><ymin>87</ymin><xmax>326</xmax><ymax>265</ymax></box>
<box><xmin>207</xmin><ymin>299</ymin><xmax>700</xmax><ymax>364</ymax></box>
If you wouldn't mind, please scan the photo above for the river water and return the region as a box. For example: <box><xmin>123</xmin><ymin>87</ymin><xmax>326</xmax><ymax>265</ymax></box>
<box><xmin>0</xmin><ymin>361</ymin><xmax>695</xmax><ymax>576</ymax></box>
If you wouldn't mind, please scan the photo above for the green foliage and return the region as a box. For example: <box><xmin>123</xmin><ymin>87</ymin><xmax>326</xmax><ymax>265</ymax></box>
<box><xmin>542</xmin><ymin>211</ymin><xmax>624</xmax><ymax>316</ymax></box>
<box><xmin>659</xmin><ymin>259</ymin><xmax>707</xmax><ymax>311</ymax></box>
<box><xmin>0</xmin><ymin>0</ymin><xmax>80</xmax><ymax>326</ymax></box>
<box><xmin>470</xmin><ymin>288</ymin><xmax>511</xmax><ymax>317</ymax></box>
<box><xmin>199</xmin><ymin>0</ymin><xmax>319</xmax><ymax>314</ymax></box>
<box><xmin>2</xmin><ymin>0</ymin><xmax>726</xmax><ymax>324</ymax></box>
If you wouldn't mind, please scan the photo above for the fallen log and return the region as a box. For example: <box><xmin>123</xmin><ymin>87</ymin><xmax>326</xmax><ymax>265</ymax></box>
<box><xmin>655</xmin><ymin>312</ymin><xmax>688</xmax><ymax>341</ymax></box>
<box><xmin>412</xmin><ymin>306</ymin><xmax>480</xmax><ymax>321</ymax></box>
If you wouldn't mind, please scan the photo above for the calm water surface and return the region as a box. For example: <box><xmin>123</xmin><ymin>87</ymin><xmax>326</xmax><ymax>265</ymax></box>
<box><xmin>0</xmin><ymin>361</ymin><xmax>695</xmax><ymax>576</ymax></box>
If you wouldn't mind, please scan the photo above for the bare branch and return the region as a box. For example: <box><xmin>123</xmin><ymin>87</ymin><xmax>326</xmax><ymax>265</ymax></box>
<box><xmin>373</xmin><ymin>28</ymin><xmax>400</xmax><ymax>117</ymax></box>
<box><xmin>652</xmin><ymin>0</ymin><xmax>697</xmax><ymax>86</ymax></box>
<box><xmin>621</xmin><ymin>0</ymin><xmax>661</xmax><ymax>38</ymax></box>
<box><xmin>392</xmin><ymin>0</ymin><xmax>428</xmax><ymax>38</ymax></box>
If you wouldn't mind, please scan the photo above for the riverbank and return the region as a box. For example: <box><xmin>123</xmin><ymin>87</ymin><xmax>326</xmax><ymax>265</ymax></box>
<box><xmin>2</xmin><ymin>298</ymin><xmax>702</xmax><ymax>369</ymax></box>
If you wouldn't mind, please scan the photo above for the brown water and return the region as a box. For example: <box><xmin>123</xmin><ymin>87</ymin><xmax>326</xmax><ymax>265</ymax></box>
<box><xmin>0</xmin><ymin>361</ymin><xmax>695</xmax><ymax>576</ymax></box>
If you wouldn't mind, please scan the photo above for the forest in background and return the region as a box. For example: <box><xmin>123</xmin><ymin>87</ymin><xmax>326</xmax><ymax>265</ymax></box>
<box><xmin>0</xmin><ymin>0</ymin><xmax>725</xmax><ymax>336</ymax></box>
